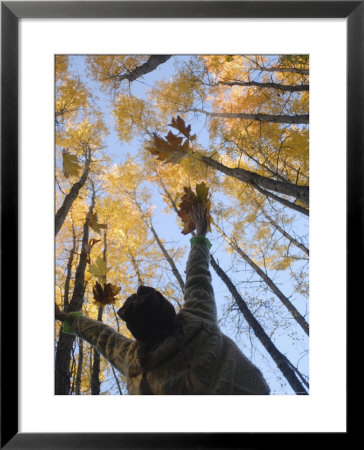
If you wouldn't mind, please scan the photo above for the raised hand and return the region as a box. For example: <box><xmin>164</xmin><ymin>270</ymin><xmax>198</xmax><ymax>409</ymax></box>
<box><xmin>190</xmin><ymin>203</ymin><xmax>208</xmax><ymax>236</ymax></box>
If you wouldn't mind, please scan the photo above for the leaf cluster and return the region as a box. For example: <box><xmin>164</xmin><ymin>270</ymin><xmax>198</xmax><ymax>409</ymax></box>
<box><xmin>177</xmin><ymin>182</ymin><xmax>212</xmax><ymax>234</ymax></box>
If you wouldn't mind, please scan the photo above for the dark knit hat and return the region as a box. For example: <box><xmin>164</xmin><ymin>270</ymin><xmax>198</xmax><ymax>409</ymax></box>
<box><xmin>117</xmin><ymin>285</ymin><xmax>177</xmax><ymax>344</ymax></box>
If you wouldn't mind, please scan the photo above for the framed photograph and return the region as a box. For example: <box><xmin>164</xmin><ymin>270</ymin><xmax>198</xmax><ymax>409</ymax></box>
<box><xmin>1</xmin><ymin>1</ymin><xmax>358</xmax><ymax>447</ymax></box>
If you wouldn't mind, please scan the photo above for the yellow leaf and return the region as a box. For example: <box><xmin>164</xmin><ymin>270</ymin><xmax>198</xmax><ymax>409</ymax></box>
<box><xmin>88</xmin><ymin>257</ymin><xmax>109</xmax><ymax>285</ymax></box>
<box><xmin>62</xmin><ymin>152</ymin><xmax>81</xmax><ymax>178</ymax></box>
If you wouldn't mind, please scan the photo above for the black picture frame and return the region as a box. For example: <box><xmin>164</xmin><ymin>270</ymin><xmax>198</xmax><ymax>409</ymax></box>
<box><xmin>1</xmin><ymin>1</ymin><xmax>357</xmax><ymax>448</ymax></box>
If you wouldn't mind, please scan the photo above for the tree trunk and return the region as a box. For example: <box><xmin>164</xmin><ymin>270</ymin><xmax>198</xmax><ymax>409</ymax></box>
<box><xmin>197</xmin><ymin>153</ymin><xmax>309</xmax><ymax>211</ymax></box>
<box><xmin>55</xmin><ymin>190</ymin><xmax>95</xmax><ymax>395</ymax></box>
<box><xmin>91</xmin><ymin>227</ymin><xmax>107</xmax><ymax>395</ymax></box>
<box><xmin>257</xmin><ymin>66</ymin><xmax>309</xmax><ymax>75</ymax></box>
<box><xmin>118</xmin><ymin>55</ymin><xmax>171</xmax><ymax>82</ymax></box>
<box><xmin>218</xmin><ymin>80</ymin><xmax>309</xmax><ymax>92</ymax></box>
<box><xmin>75</xmin><ymin>338</ymin><xmax>84</xmax><ymax>395</ymax></box>
<box><xmin>91</xmin><ymin>305</ymin><xmax>104</xmax><ymax>395</ymax></box>
<box><xmin>129</xmin><ymin>251</ymin><xmax>144</xmax><ymax>286</ymax></box>
<box><xmin>210</xmin><ymin>255</ymin><xmax>308</xmax><ymax>394</ymax></box>
<box><xmin>187</xmin><ymin>108</ymin><xmax>309</xmax><ymax>125</ymax></box>
<box><xmin>214</xmin><ymin>222</ymin><xmax>309</xmax><ymax>336</ymax></box>
<box><xmin>55</xmin><ymin>148</ymin><xmax>91</xmax><ymax>236</ymax></box>
<box><xmin>147</xmin><ymin>219</ymin><xmax>185</xmax><ymax>292</ymax></box>
<box><xmin>63</xmin><ymin>221</ymin><xmax>77</xmax><ymax>311</ymax></box>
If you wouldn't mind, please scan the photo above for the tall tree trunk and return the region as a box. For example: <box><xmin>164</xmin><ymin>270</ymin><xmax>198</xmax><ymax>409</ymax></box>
<box><xmin>55</xmin><ymin>189</ymin><xmax>96</xmax><ymax>395</ymax></box>
<box><xmin>147</xmin><ymin>218</ymin><xmax>185</xmax><ymax>291</ymax></box>
<box><xmin>75</xmin><ymin>338</ymin><xmax>84</xmax><ymax>395</ymax></box>
<box><xmin>255</xmin><ymin>66</ymin><xmax>309</xmax><ymax>75</ymax></box>
<box><xmin>186</xmin><ymin>108</ymin><xmax>309</xmax><ymax>125</ymax></box>
<box><xmin>129</xmin><ymin>251</ymin><xmax>144</xmax><ymax>286</ymax></box>
<box><xmin>210</xmin><ymin>255</ymin><xmax>308</xmax><ymax>395</ymax></box>
<box><xmin>55</xmin><ymin>147</ymin><xmax>91</xmax><ymax>236</ymax></box>
<box><xmin>91</xmin><ymin>305</ymin><xmax>104</xmax><ymax>395</ymax></box>
<box><xmin>214</xmin><ymin>222</ymin><xmax>309</xmax><ymax>336</ymax></box>
<box><xmin>195</xmin><ymin>153</ymin><xmax>309</xmax><ymax>212</ymax></box>
<box><xmin>91</xmin><ymin>228</ymin><xmax>107</xmax><ymax>395</ymax></box>
<box><xmin>63</xmin><ymin>220</ymin><xmax>77</xmax><ymax>311</ymax></box>
<box><xmin>217</xmin><ymin>79</ymin><xmax>309</xmax><ymax>92</ymax></box>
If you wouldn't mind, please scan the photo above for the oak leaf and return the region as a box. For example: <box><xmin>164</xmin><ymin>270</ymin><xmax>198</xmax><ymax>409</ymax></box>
<box><xmin>89</xmin><ymin>213</ymin><xmax>107</xmax><ymax>234</ymax></box>
<box><xmin>168</xmin><ymin>116</ymin><xmax>196</xmax><ymax>140</ymax></box>
<box><xmin>93</xmin><ymin>281</ymin><xmax>121</xmax><ymax>306</ymax></box>
<box><xmin>62</xmin><ymin>151</ymin><xmax>81</xmax><ymax>178</ymax></box>
<box><xmin>177</xmin><ymin>182</ymin><xmax>212</xmax><ymax>234</ymax></box>
<box><xmin>146</xmin><ymin>117</ymin><xmax>195</xmax><ymax>165</ymax></box>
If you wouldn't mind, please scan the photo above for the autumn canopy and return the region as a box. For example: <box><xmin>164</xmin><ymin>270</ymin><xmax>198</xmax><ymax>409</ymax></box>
<box><xmin>55</xmin><ymin>55</ymin><xmax>309</xmax><ymax>395</ymax></box>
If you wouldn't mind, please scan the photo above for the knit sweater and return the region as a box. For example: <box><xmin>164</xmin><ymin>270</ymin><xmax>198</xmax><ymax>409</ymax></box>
<box><xmin>70</xmin><ymin>240</ymin><xmax>270</xmax><ymax>395</ymax></box>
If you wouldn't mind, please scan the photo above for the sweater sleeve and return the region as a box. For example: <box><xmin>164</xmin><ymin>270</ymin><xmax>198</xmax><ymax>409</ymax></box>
<box><xmin>71</xmin><ymin>316</ymin><xmax>133</xmax><ymax>375</ymax></box>
<box><xmin>181</xmin><ymin>240</ymin><xmax>217</xmax><ymax>322</ymax></box>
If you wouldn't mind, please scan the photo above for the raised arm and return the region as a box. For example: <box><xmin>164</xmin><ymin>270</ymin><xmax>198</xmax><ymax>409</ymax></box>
<box><xmin>56</xmin><ymin>306</ymin><xmax>133</xmax><ymax>375</ymax></box>
<box><xmin>181</xmin><ymin>205</ymin><xmax>217</xmax><ymax>322</ymax></box>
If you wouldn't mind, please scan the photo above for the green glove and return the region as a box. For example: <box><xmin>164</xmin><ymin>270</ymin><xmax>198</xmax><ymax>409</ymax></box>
<box><xmin>63</xmin><ymin>311</ymin><xmax>83</xmax><ymax>335</ymax></box>
<box><xmin>190</xmin><ymin>235</ymin><xmax>212</xmax><ymax>250</ymax></box>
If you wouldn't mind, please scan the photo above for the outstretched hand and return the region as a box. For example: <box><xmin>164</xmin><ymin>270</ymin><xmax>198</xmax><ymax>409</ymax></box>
<box><xmin>190</xmin><ymin>203</ymin><xmax>208</xmax><ymax>236</ymax></box>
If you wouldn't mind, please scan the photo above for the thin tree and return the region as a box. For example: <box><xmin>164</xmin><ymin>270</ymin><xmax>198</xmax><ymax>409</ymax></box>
<box><xmin>55</xmin><ymin>146</ymin><xmax>91</xmax><ymax>236</ymax></box>
<box><xmin>213</xmin><ymin>221</ymin><xmax>309</xmax><ymax>336</ymax></box>
<box><xmin>90</xmin><ymin>227</ymin><xmax>107</xmax><ymax>395</ymax></box>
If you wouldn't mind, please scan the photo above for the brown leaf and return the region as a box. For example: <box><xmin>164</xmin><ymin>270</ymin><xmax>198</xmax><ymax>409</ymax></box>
<box><xmin>93</xmin><ymin>281</ymin><xmax>121</xmax><ymax>306</ymax></box>
<box><xmin>146</xmin><ymin>132</ymin><xmax>189</xmax><ymax>165</ymax></box>
<box><xmin>168</xmin><ymin>116</ymin><xmax>196</xmax><ymax>140</ymax></box>
<box><xmin>89</xmin><ymin>213</ymin><xmax>107</xmax><ymax>234</ymax></box>
<box><xmin>177</xmin><ymin>183</ymin><xmax>212</xmax><ymax>235</ymax></box>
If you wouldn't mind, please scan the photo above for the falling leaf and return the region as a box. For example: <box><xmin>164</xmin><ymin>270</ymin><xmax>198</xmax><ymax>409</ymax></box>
<box><xmin>93</xmin><ymin>281</ymin><xmax>121</xmax><ymax>306</ymax></box>
<box><xmin>63</xmin><ymin>151</ymin><xmax>81</xmax><ymax>178</ymax></box>
<box><xmin>168</xmin><ymin>116</ymin><xmax>196</xmax><ymax>140</ymax></box>
<box><xmin>177</xmin><ymin>182</ymin><xmax>212</xmax><ymax>235</ymax></box>
<box><xmin>88</xmin><ymin>256</ymin><xmax>109</xmax><ymax>285</ymax></box>
<box><xmin>145</xmin><ymin>117</ymin><xmax>195</xmax><ymax>165</ymax></box>
<box><xmin>85</xmin><ymin>238</ymin><xmax>101</xmax><ymax>264</ymax></box>
<box><xmin>89</xmin><ymin>212</ymin><xmax>107</xmax><ymax>234</ymax></box>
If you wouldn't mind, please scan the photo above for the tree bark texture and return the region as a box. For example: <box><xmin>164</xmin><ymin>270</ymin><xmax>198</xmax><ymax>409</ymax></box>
<box><xmin>75</xmin><ymin>338</ymin><xmax>84</xmax><ymax>395</ymax></box>
<box><xmin>188</xmin><ymin>108</ymin><xmax>309</xmax><ymax>125</ymax></box>
<box><xmin>218</xmin><ymin>80</ymin><xmax>309</xmax><ymax>92</ymax></box>
<box><xmin>63</xmin><ymin>222</ymin><xmax>77</xmax><ymax>311</ymax></box>
<box><xmin>147</xmin><ymin>219</ymin><xmax>185</xmax><ymax>292</ymax></box>
<box><xmin>198</xmin><ymin>153</ymin><xmax>309</xmax><ymax>211</ymax></box>
<box><xmin>258</xmin><ymin>66</ymin><xmax>309</xmax><ymax>75</ymax></box>
<box><xmin>91</xmin><ymin>306</ymin><xmax>104</xmax><ymax>395</ymax></box>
